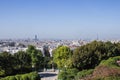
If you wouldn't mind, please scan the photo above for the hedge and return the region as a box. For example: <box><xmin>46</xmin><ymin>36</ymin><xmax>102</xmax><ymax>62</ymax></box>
<box><xmin>0</xmin><ymin>72</ymin><xmax>40</xmax><ymax>80</ymax></box>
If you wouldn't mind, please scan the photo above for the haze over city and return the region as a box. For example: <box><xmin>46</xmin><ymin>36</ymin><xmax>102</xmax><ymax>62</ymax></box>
<box><xmin>0</xmin><ymin>0</ymin><xmax>120</xmax><ymax>40</ymax></box>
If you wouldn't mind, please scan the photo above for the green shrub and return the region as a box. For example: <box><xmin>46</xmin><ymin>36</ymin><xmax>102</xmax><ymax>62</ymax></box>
<box><xmin>76</xmin><ymin>69</ymin><xmax>94</xmax><ymax>79</ymax></box>
<box><xmin>9</xmin><ymin>76</ymin><xmax>17</xmax><ymax>80</ymax></box>
<box><xmin>15</xmin><ymin>75</ymin><xmax>21</xmax><ymax>80</ymax></box>
<box><xmin>30</xmin><ymin>72</ymin><xmax>40</xmax><ymax>80</ymax></box>
<box><xmin>0</xmin><ymin>78</ymin><xmax>5</xmax><ymax>80</ymax></box>
<box><xmin>58</xmin><ymin>71</ymin><xmax>68</xmax><ymax>80</ymax></box>
<box><xmin>100</xmin><ymin>56</ymin><xmax>120</xmax><ymax>69</ymax></box>
<box><xmin>0</xmin><ymin>77</ymin><xmax>7</xmax><ymax>80</ymax></box>
<box><xmin>67</xmin><ymin>68</ymin><xmax>79</xmax><ymax>80</ymax></box>
<box><xmin>0</xmin><ymin>72</ymin><xmax>40</xmax><ymax>80</ymax></box>
<box><xmin>21</xmin><ymin>74</ymin><xmax>29</xmax><ymax>80</ymax></box>
<box><xmin>58</xmin><ymin>68</ymin><xmax>79</xmax><ymax>80</ymax></box>
<box><xmin>0</xmin><ymin>69</ymin><xmax>5</xmax><ymax>76</ymax></box>
<box><xmin>0</xmin><ymin>76</ymin><xmax>10</xmax><ymax>80</ymax></box>
<box><xmin>4</xmin><ymin>76</ymin><xmax>10</xmax><ymax>80</ymax></box>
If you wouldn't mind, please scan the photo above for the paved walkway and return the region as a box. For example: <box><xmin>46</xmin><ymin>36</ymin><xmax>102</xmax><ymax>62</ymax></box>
<box><xmin>38</xmin><ymin>70</ymin><xmax>59</xmax><ymax>80</ymax></box>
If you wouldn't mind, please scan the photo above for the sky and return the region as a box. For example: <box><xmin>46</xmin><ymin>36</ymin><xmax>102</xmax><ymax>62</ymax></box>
<box><xmin>0</xmin><ymin>0</ymin><xmax>120</xmax><ymax>40</ymax></box>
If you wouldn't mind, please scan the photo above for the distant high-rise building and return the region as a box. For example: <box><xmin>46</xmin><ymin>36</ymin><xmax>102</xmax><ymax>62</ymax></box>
<box><xmin>34</xmin><ymin>35</ymin><xmax>38</xmax><ymax>41</ymax></box>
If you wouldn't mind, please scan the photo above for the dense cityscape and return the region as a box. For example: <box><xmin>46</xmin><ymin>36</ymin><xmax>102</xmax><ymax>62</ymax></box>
<box><xmin>0</xmin><ymin>35</ymin><xmax>120</xmax><ymax>55</ymax></box>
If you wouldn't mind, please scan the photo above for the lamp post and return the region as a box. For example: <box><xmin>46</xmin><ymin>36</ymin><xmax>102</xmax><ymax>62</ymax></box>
<box><xmin>44</xmin><ymin>58</ymin><xmax>46</xmax><ymax>72</ymax></box>
<box><xmin>52</xmin><ymin>61</ymin><xmax>55</xmax><ymax>72</ymax></box>
<box><xmin>64</xmin><ymin>65</ymin><xmax>67</xmax><ymax>80</ymax></box>
<box><xmin>64</xmin><ymin>65</ymin><xmax>67</xmax><ymax>73</ymax></box>
<box><xmin>32</xmin><ymin>65</ymin><xmax>35</xmax><ymax>71</ymax></box>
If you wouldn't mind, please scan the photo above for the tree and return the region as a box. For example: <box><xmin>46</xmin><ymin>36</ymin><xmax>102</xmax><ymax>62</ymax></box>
<box><xmin>26</xmin><ymin>45</ymin><xmax>36</xmax><ymax>54</ymax></box>
<box><xmin>0</xmin><ymin>52</ymin><xmax>15</xmax><ymax>76</ymax></box>
<box><xmin>43</xmin><ymin>45</ymin><xmax>50</xmax><ymax>57</ymax></box>
<box><xmin>53</xmin><ymin>46</ymin><xmax>72</xmax><ymax>69</ymax></box>
<box><xmin>72</xmin><ymin>41</ymin><xmax>120</xmax><ymax>70</ymax></box>
<box><xmin>14</xmin><ymin>51</ymin><xmax>31</xmax><ymax>73</ymax></box>
<box><xmin>26</xmin><ymin>45</ymin><xmax>44</xmax><ymax>71</ymax></box>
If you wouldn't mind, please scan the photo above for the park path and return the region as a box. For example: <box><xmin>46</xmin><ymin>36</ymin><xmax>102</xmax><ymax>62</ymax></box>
<box><xmin>38</xmin><ymin>70</ymin><xmax>59</xmax><ymax>80</ymax></box>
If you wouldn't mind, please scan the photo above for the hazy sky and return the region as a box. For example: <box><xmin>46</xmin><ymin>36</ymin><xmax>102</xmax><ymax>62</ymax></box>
<box><xmin>0</xmin><ymin>0</ymin><xmax>120</xmax><ymax>39</ymax></box>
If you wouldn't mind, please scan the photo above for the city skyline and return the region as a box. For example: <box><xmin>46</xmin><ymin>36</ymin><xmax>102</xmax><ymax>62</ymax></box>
<box><xmin>0</xmin><ymin>0</ymin><xmax>120</xmax><ymax>40</ymax></box>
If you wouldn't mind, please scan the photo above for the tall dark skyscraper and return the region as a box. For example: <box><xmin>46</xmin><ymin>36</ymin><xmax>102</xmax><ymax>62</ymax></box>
<box><xmin>35</xmin><ymin>35</ymin><xmax>38</xmax><ymax>41</ymax></box>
